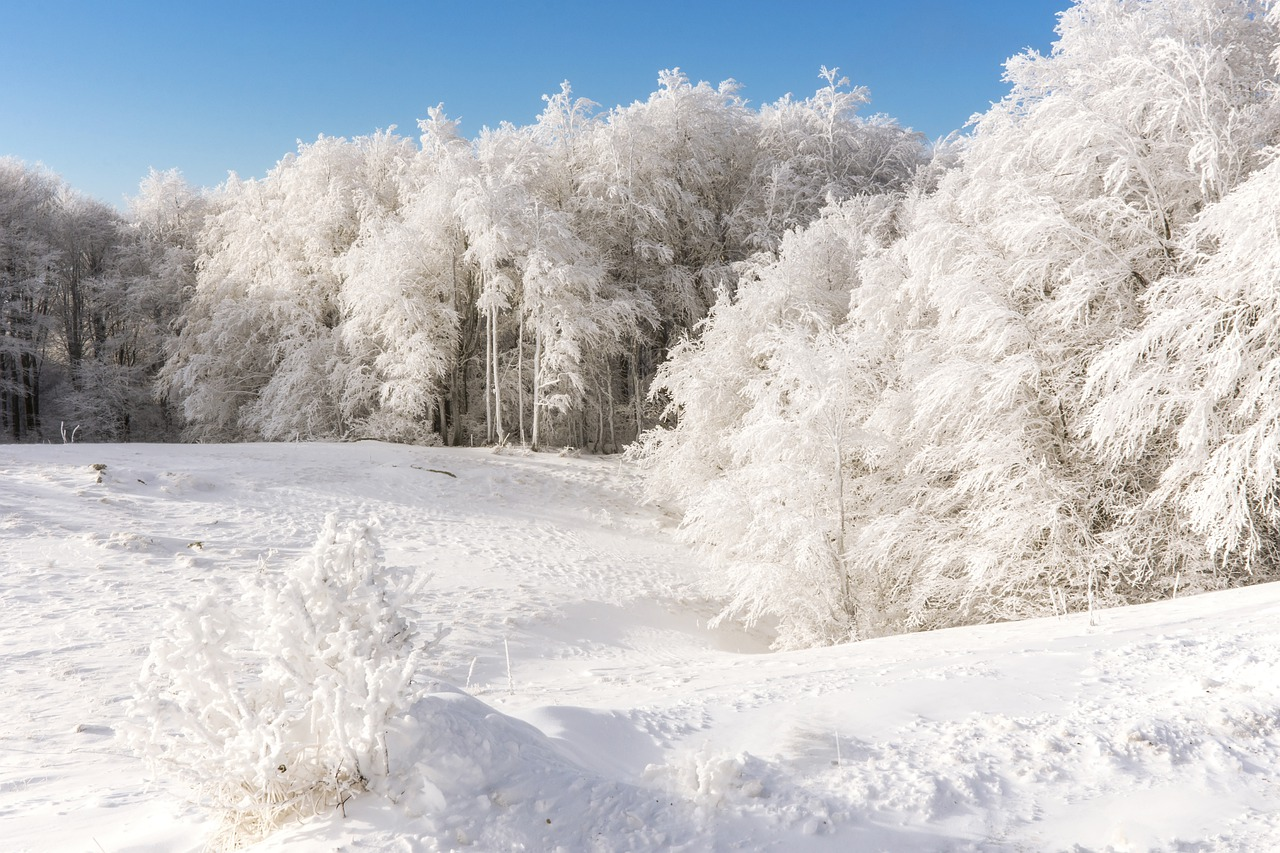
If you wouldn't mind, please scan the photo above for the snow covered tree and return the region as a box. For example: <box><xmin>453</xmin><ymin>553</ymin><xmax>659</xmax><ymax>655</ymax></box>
<box><xmin>834</xmin><ymin>0</ymin><xmax>1280</xmax><ymax>632</ymax></box>
<box><xmin>585</xmin><ymin>70</ymin><xmax>755</xmax><ymax>340</ymax></box>
<box><xmin>390</xmin><ymin>106</ymin><xmax>483</xmax><ymax>446</ymax></box>
<box><xmin>736</xmin><ymin>67</ymin><xmax>923</xmax><ymax>253</ymax></box>
<box><xmin>1087</xmin><ymin>149</ymin><xmax>1280</xmax><ymax>588</ymax></box>
<box><xmin>581</xmin><ymin>68</ymin><xmax>924</xmax><ymax>446</ymax></box>
<box><xmin>639</xmin><ymin>196</ymin><xmax>903</xmax><ymax>646</ymax></box>
<box><xmin>121</xmin><ymin>169</ymin><xmax>210</xmax><ymax>437</ymax></box>
<box><xmin>0</xmin><ymin>159</ymin><xmax>187</xmax><ymax>442</ymax></box>
<box><xmin>454</xmin><ymin>122</ymin><xmax>538</xmax><ymax>445</ymax></box>
<box><xmin>520</xmin><ymin>84</ymin><xmax>657</xmax><ymax>450</ymax></box>
<box><xmin>0</xmin><ymin>158</ymin><xmax>59</xmax><ymax>441</ymax></box>
<box><xmin>337</xmin><ymin>166</ymin><xmax>461</xmax><ymax>444</ymax></box>
<box><xmin>48</xmin><ymin>191</ymin><xmax>149</xmax><ymax>440</ymax></box>
<box><xmin>640</xmin><ymin>0</ymin><xmax>1280</xmax><ymax>644</ymax></box>
<box><xmin>161</xmin><ymin>133</ymin><xmax>415</xmax><ymax>441</ymax></box>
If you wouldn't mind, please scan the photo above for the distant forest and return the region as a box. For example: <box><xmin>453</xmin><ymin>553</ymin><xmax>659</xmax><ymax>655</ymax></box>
<box><xmin>5</xmin><ymin>0</ymin><xmax>1280</xmax><ymax>647</ymax></box>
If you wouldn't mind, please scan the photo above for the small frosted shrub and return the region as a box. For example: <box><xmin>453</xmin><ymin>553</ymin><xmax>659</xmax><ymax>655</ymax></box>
<box><xmin>131</xmin><ymin>515</ymin><xmax>430</xmax><ymax>849</ymax></box>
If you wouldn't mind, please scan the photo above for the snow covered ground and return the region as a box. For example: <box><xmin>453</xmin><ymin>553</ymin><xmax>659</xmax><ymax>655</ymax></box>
<box><xmin>2</xmin><ymin>441</ymin><xmax>1278</xmax><ymax>852</ymax></box>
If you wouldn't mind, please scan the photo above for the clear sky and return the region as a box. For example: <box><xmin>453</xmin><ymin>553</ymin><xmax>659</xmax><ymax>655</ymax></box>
<box><xmin>1</xmin><ymin>0</ymin><xmax>1072</xmax><ymax>208</ymax></box>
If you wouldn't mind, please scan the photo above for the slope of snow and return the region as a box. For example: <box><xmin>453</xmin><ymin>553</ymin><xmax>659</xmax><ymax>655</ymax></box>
<box><xmin>1</xmin><ymin>441</ymin><xmax>1277</xmax><ymax>851</ymax></box>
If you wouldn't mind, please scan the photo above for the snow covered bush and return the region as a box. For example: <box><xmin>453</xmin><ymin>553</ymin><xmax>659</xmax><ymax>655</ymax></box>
<box><xmin>130</xmin><ymin>515</ymin><xmax>428</xmax><ymax>849</ymax></box>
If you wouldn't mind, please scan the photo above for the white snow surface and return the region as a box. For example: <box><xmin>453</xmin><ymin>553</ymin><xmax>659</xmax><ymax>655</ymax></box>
<box><xmin>2</xmin><ymin>441</ymin><xmax>1278</xmax><ymax>852</ymax></box>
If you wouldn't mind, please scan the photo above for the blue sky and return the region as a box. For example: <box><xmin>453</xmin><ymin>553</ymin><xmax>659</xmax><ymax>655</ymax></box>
<box><xmin>1</xmin><ymin>1</ymin><xmax>1071</xmax><ymax>207</ymax></box>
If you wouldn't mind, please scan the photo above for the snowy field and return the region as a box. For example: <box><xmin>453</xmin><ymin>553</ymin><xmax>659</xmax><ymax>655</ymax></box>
<box><xmin>2</xmin><ymin>441</ymin><xmax>1279</xmax><ymax>852</ymax></box>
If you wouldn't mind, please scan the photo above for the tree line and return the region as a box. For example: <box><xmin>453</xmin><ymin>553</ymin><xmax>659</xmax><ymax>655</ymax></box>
<box><xmin>158</xmin><ymin>68</ymin><xmax>922</xmax><ymax>448</ymax></box>
<box><xmin>4</xmin><ymin>69</ymin><xmax>923</xmax><ymax>447</ymax></box>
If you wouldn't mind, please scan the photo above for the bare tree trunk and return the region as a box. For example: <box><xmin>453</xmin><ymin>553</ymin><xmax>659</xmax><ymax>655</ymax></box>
<box><xmin>606</xmin><ymin>371</ymin><xmax>616</xmax><ymax>452</ymax></box>
<box><xmin>531</xmin><ymin>330</ymin><xmax>543</xmax><ymax>450</ymax></box>
<box><xmin>483</xmin><ymin>304</ymin><xmax>493</xmax><ymax>443</ymax></box>
<box><xmin>64</xmin><ymin>267</ymin><xmax>84</xmax><ymax>370</ymax></box>
<box><xmin>517</xmin><ymin>312</ymin><xmax>526</xmax><ymax>446</ymax></box>
<box><xmin>832</xmin><ymin>432</ymin><xmax>853</xmax><ymax>626</ymax></box>
<box><xmin>491</xmin><ymin>304</ymin><xmax>505</xmax><ymax>444</ymax></box>
<box><xmin>0</xmin><ymin>353</ymin><xmax>8</xmax><ymax>438</ymax></box>
<box><xmin>595</xmin><ymin>390</ymin><xmax>604</xmax><ymax>452</ymax></box>
<box><xmin>4</xmin><ymin>353</ymin><xmax>17</xmax><ymax>440</ymax></box>
<box><xmin>631</xmin><ymin>342</ymin><xmax>644</xmax><ymax>441</ymax></box>
<box><xmin>23</xmin><ymin>351</ymin><xmax>38</xmax><ymax>436</ymax></box>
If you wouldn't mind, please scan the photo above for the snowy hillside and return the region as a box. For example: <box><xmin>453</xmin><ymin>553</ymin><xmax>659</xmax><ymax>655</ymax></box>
<box><xmin>2</xmin><ymin>442</ymin><xmax>1278</xmax><ymax>851</ymax></box>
